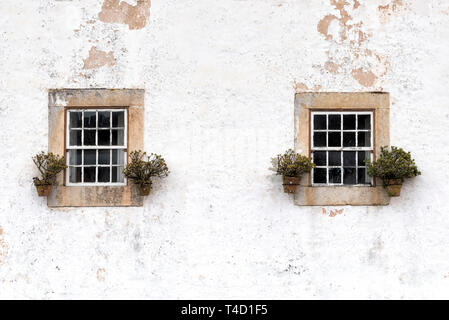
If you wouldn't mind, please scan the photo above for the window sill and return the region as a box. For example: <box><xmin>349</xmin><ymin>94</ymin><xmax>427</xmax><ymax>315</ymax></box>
<box><xmin>47</xmin><ymin>184</ymin><xmax>143</xmax><ymax>207</ymax></box>
<box><xmin>293</xmin><ymin>186</ymin><xmax>390</xmax><ymax>206</ymax></box>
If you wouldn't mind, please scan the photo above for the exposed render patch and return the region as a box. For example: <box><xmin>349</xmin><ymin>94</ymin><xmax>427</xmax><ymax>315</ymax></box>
<box><xmin>293</xmin><ymin>80</ymin><xmax>322</xmax><ymax>93</ymax></box>
<box><xmin>315</xmin><ymin>0</ymin><xmax>400</xmax><ymax>88</ymax></box>
<box><xmin>351</xmin><ymin>68</ymin><xmax>376</xmax><ymax>87</ymax></box>
<box><xmin>98</xmin><ymin>0</ymin><xmax>151</xmax><ymax>30</ymax></box>
<box><xmin>97</xmin><ymin>268</ymin><xmax>106</xmax><ymax>282</ymax></box>
<box><xmin>0</xmin><ymin>227</ymin><xmax>8</xmax><ymax>266</ymax></box>
<box><xmin>321</xmin><ymin>208</ymin><xmax>344</xmax><ymax>217</ymax></box>
<box><xmin>83</xmin><ymin>46</ymin><xmax>116</xmax><ymax>70</ymax></box>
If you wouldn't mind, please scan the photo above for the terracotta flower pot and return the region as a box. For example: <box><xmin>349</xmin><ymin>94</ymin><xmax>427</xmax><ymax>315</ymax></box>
<box><xmin>139</xmin><ymin>184</ymin><xmax>151</xmax><ymax>196</ymax></box>
<box><xmin>35</xmin><ymin>184</ymin><xmax>51</xmax><ymax>197</ymax></box>
<box><xmin>282</xmin><ymin>176</ymin><xmax>301</xmax><ymax>194</ymax></box>
<box><xmin>384</xmin><ymin>179</ymin><xmax>403</xmax><ymax>197</ymax></box>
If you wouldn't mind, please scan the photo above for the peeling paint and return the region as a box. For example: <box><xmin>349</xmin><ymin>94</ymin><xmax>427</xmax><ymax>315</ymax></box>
<box><xmin>0</xmin><ymin>227</ymin><xmax>8</xmax><ymax>266</ymax></box>
<box><xmin>97</xmin><ymin>268</ymin><xmax>106</xmax><ymax>282</ymax></box>
<box><xmin>83</xmin><ymin>46</ymin><xmax>116</xmax><ymax>70</ymax></box>
<box><xmin>320</xmin><ymin>208</ymin><xmax>344</xmax><ymax>217</ymax></box>
<box><xmin>351</xmin><ymin>68</ymin><xmax>377</xmax><ymax>87</ymax></box>
<box><xmin>98</xmin><ymin>0</ymin><xmax>151</xmax><ymax>30</ymax></box>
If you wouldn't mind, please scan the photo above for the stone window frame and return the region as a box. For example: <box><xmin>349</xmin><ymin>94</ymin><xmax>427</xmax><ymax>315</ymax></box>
<box><xmin>47</xmin><ymin>89</ymin><xmax>145</xmax><ymax>207</ymax></box>
<box><xmin>294</xmin><ymin>92</ymin><xmax>390</xmax><ymax>206</ymax></box>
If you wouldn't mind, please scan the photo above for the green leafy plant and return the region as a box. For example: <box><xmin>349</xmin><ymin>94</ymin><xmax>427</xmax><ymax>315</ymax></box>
<box><xmin>366</xmin><ymin>146</ymin><xmax>421</xmax><ymax>182</ymax></box>
<box><xmin>32</xmin><ymin>152</ymin><xmax>67</xmax><ymax>186</ymax></box>
<box><xmin>123</xmin><ymin>150</ymin><xmax>170</xmax><ymax>187</ymax></box>
<box><xmin>270</xmin><ymin>149</ymin><xmax>315</xmax><ymax>177</ymax></box>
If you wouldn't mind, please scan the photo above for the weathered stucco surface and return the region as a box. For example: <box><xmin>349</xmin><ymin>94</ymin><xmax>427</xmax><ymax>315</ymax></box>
<box><xmin>1</xmin><ymin>0</ymin><xmax>449</xmax><ymax>299</ymax></box>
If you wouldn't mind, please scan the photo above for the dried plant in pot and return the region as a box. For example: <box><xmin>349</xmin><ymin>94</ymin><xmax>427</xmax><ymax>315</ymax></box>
<box><xmin>123</xmin><ymin>150</ymin><xmax>170</xmax><ymax>196</ymax></box>
<box><xmin>270</xmin><ymin>149</ymin><xmax>315</xmax><ymax>194</ymax></box>
<box><xmin>366</xmin><ymin>146</ymin><xmax>421</xmax><ymax>197</ymax></box>
<box><xmin>32</xmin><ymin>152</ymin><xmax>67</xmax><ymax>196</ymax></box>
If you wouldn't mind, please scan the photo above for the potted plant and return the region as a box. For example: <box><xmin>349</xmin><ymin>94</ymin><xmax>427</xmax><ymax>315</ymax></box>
<box><xmin>365</xmin><ymin>146</ymin><xmax>421</xmax><ymax>197</ymax></box>
<box><xmin>32</xmin><ymin>152</ymin><xmax>67</xmax><ymax>196</ymax></box>
<box><xmin>270</xmin><ymin>149</ymin><xmax>315</xmax><ymax>194</ymax></box>
<box><xmin>123</xmin><ymin>150</ymin><xmax>170</xmax><ymax>196</ymax></box>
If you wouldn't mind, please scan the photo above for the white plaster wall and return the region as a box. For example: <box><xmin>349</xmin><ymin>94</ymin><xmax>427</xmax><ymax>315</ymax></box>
<box><xmin>0</xmin><ymin>0</ymin><xmax>448</xmax><ymax>299</ymax></box>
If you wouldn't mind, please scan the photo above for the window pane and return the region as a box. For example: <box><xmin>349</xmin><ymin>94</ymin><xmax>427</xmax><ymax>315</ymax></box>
<box><xmin>69</xmin><ymin>167</ymin><xmax>81</xmax><ymax>183</ymax></box>
<box><xmin>69</xmin><ymin>130</ymin><xmax>82</xmax><ymax>146</ymax></box>
<box><xmin>343</xmin><ymin>114</ymin><xmax>356</xmax><ymax>130</ymax></box>
<box><xmin>329</xmin><ymin>168</ymin><xmax>341</xmax><ymax>184</ymax></box>
<box><xmin>98</xmin><ymin>111</ymin><xmax>110</xmax><ymax>128</ymax></box>
<box><xmin>343</xmin><ymin>132</ymin><xmax>355</xmax><ymax>147</ymax></box>
<box><xmin>112</xmin><ymin>150</ymin><xmax>125</xmax><ymax>165</ymax></box>
<box><xmin>98</xmin><ymin>130</ymin><xmax>110</xmax><ymax>146</ymax></box>
<box><xmin>112</xmin><ymin>166</ymin><xmax>124</xmax><ymax>183</ymax></box>
<box><xmin>69</xmin><ymin>112</ymin><xmax>82</xmax><ymax>128</ymax></box>
<box><xmin>84</xmin><ymin>130</ymin><xmax>96</xmax><ymax>145</ymax></box>
<box><xmin>313</xmin><ymin>168</ymin><xmax>327</xmax><ymax>184</ymax></box>
<box><xmin>313</xmin><ymin>115</ymin><xmax>326</xmax><ymax>130</ymax></box>
<box><xmin>84</xmin><ymin>111</ymin><xmax>96</xmax><ymax>128</ymax></box>
<box><xmin>98</xmin><ymin>167</ymin><xmax>110</xmax><ymax>183</ymax></box>
<box><xmin>69</xmin><ymin>150</ymin><xmax>82</xmax><ymax>165</ymax></box>
<box><xmin>313</xmin><ymin>151</ymin><xmax>326</xmax><ymax>166</ymax></box>
<box><xmin>98</xmin><ymin>150</ymin><xmax>110</xmax><ymax>165</ymax></box>
<box><xmin>112</xmin><ymin>111</ymin><xmax>125</xmax><ymax>127</ymax></box>
<box><xmin>328</xmin><ymin>132</ymin><xmax>341</xmax><ymax>147</ymax></box>
<box><xmin>358</xmin><ymin>151</ymin><xmax>370</xmax><ymax>166</ymax></box>
<box><xmin>357</xmin><ymin>168</ymin><xmax>369</xmax><ymax>184</ymax></box>
<box><xmin>358</xmin><ymin>114</ymin><xmax>371</xmax><ymax>129</ymax></box>
<box><xmin>112</xmin><ymin>129</ymin><xmax>124</xmax><ymax>146</ymax></box>
<box><xmin>84</xmin><ymin>150</ymin><xmax>96</xmax><ymax>165</ymax></box>
<box><xmin>329</xmin><ymin>151</ymin><xmax>341</xmax><ymax>166</ymax></box>
<box><xmin>357</xmin><ymin>131</ymin><xmax>371</xmax><ymax>147</ymax></box>
<box><xmin>313</xmin><ymin>132</ymin><xmax>326</xmax><ymax>147</ymax></box>
<box><xmin>343</xmin><ymin>151</ymin><xmax>356</xmax><ymax>167</ymax></box>
<box><xmin>328</xmin><ymin>114</ymin><xmax>341</xmax><ymax>130</ymax></box>
<box><xmin>343</xmin><ymin>168</ymin><xmax>356</xmax><ymax>185</ymax></box>
<box><xmin>84</xmin><ymin>167</ymin><xmax>96</xmax><ymax>183</ymax></box>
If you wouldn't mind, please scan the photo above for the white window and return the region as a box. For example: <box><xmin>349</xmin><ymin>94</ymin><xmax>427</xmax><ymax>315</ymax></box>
<box><xmin>311</xmin><ymin>111</ymin><xmax>373</xmax><ymax>186</ymax></box>
<box><xmin>66</xmin><ymin>109</ymin><xmax>127</xmax><ymax>186</ymax></box>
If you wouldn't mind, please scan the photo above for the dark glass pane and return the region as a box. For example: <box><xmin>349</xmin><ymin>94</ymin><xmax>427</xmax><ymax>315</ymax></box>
<box><xmin>84</xmin><ymin>167</ymin><xmax>96</xmax><ymax>183</ymax></box>
<box><xmin>343</xmin><ymin>132</ymin><xmax>355</xmax><ymax>147</ymax></box>
<box><xmin>329</xmin><ymin>168</ymin><xmax>341</xmax><ymax>184</ymax></box>
<box><xmin>357</xmin><ymin>131</ymin><xmax>371</xmax><ymax>147</ymax></box>
<box><xmin>328</xmin><ymin>132</ymin><xmax>341</xmax><ymax>147</ymax></box>
<box><xmin>313</xmin><ymin>115</ymin><xmax>326</xmax><ymax>130</ymax></box>
<box><xmin>98</xmin><ymin>150</ymin><xmax>110</xmax><ymax>165</ymax></box>
<box><xmin>358</xmin><ymin>114</ymin><xmax>371</xmax><ymax>129</ymax></box>
<box><xmin>84</xmin><ymin>111</ymin><xmax>96</xmax><ymax>128</ymax></box>
<box><xmin>329</xmin><ymin>151</ymin><xmax>341</xmax><ymax>166</ymax></box>
<box><xmin>69</xmin><ymin>150</ymin><xmax>82</xmax><ymax>165</ymax></box>
<box><xmin>98</xmin><ymin>167</ymin><xmax>110</xmax><ymax>183</ymax></box>
<box><xmin>84</xmin><ymin>130</ymin><xmax>96</xmax><ymax>145</ymax></box>
<box><xmin>69</xmin><ymin>112</ymin><xmax>82</xmax><ymax>128</ymax></box>
<box><xmin>84</xmin><ymin>150</ymin><xmax>96</xmax><ymax>165</ymax></box>
<box><xmin>69</xmin><ymin>130</ymin><xmax>81</xmax><ymax>146</ymax></box>
<box><xmin>343</xmin><ymin>151</ymin><xmax>356</xmax><ymax>166</ymax></box>
<box><xmin>343</xmin><ymin>114</ymin><xmax>356</xmax><ymax>130</ymax></box>
<box><xmin>358</xmin><ymin>168</ymin><xmax>369</xmax><ymax>184</ymax></box>
<box><xmin>313</xmin><ymin>132</ymin><xmax>326</xmax><ymax>147</ymax></box>
<box><xmin>111</xmin><ymin>129</ymin><xmax>124</xmax><ymax>146</ymax></box>
<box><xmin>98</xmin><ymin>111</ymin><xmax>110</xmax><ymax>128</ymax></box>
<box><xmin>112</xmin><ymin>150</ymin><xmax>124</xmax><ymax>165</ymax></box>
<box><xmin>98</xmin><ymin>129</ymin><xmax>110</xmax><ymax>146</ymax></box>
<box><xmin>112</xmin><ymin>111</ymin><xmax>125</xmax><ymax>127</ymax></box>
<box><xmin>344</xmin><ymin>168</ymin><xmax>356</xmax><ymax>185</ymax></box>
<box><xmin>111</xmin><ymin>166</ymin><xmax>124</xmax><ymax>183</ymax></box>
<box><xmin>69</xmin><ymin>167</ymin><xmax>81</xmax><ymax>183</ymax></box>
<box><xmin>358</xmin><ymin>151</ymin><xmax>370</xmax><ymax>166</ymax></box>
<box><xmin>313</xmin><ymin>168</ymin><xmax>327</xmax><ymax>184</ymax></box>
<box><xmin>328</xmin><ymin>114</ymin><xmax>341</xmax><ymax>130</ymax></box>
<box><xmin>313</xmin><ymin>151</ymin><xmax>326</xmax><ymax>166</ymax></box>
